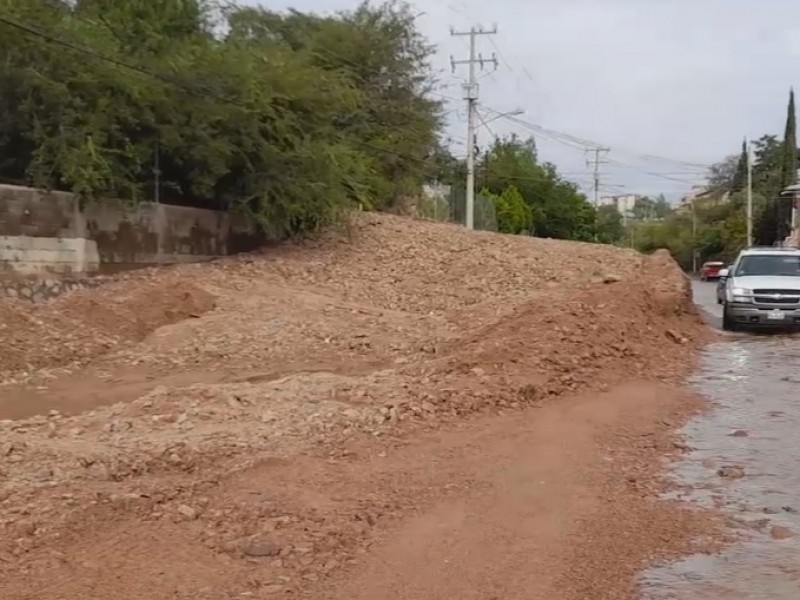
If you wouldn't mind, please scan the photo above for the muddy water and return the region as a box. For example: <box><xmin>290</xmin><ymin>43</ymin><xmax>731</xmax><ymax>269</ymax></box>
<box><xmin>640</xmin><ymin>283</ymin><xmax>800</xmax><ymax>598</ymax></box>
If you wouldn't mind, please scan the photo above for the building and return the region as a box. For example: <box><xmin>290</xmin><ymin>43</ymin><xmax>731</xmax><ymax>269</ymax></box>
<box><xmin>677</xmin><ymin>186</ymin><xmax>730</xmax><ymax>213</ymax></box>
<box><xmin>598</xmin><ymin>194</ymin><xmax>639</xmax><ymax>217</ymax></box>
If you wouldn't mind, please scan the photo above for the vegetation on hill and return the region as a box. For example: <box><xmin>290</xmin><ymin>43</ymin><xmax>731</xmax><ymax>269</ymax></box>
<box><xmin>628</xmin><ymin>90</ymin><xmax>798</xmax><ymax>270</ymax></box>
<box><xmin>0</xmin><ymin>0</ymin><xmax>613</xmax><ymax>243</ymax></box>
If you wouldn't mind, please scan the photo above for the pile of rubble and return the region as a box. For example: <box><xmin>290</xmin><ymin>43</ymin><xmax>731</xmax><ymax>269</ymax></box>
<box><xmin>0</xmin><ymin>213</ymin><xmax>708</xmax><ymax>598</ymax></box>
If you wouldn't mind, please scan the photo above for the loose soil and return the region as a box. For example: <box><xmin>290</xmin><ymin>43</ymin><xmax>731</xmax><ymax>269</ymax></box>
<box><xmin>0</xmin><ymin>214</ymin><xmax>717</xmax><ymax>599</ymax></box>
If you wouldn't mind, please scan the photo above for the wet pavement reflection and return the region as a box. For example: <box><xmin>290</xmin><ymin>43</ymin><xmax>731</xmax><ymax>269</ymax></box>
<box><xmin>640</xmin><ymin>283</ymin><xmax>800</xmax><ymax>598</ymax></box>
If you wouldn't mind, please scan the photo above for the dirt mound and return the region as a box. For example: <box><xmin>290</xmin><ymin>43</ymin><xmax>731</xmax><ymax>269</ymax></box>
<box><xmin>424</xmin><ymin>254</ymin><xmax>706</xmax><ymax>402</ymax></box>
<box><xmin>0</xmin><ymin>215</ymin><xmax>710</xmax><ymax>600</ymax></box>
<box><xmin>0</xmin><ymin>277</ymin><xmax>215</xmax><ymax>381</ymax></box>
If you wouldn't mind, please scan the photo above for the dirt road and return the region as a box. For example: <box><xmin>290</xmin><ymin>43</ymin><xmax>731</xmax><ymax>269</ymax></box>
<box><xmin>0</xmin><ymin>215</ymin><xmax>716</xmax><ymax>600</ymax></box>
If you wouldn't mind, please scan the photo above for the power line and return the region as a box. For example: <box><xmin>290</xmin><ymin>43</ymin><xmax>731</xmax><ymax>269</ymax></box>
<box><xmin>478</xmin><ymin>104</ymin><xmax>713</xmax><ymax>171</ymax></box>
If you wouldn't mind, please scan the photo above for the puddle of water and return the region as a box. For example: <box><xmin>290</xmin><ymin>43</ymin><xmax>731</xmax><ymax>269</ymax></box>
<box><xmin>640</xmin><ymin>335</ymin><xmax>800</xmax><ymax>598</ymax></box>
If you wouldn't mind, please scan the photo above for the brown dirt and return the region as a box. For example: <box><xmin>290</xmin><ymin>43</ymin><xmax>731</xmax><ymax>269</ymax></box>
<box><xmin>0</xmin><ymin>214</ymin><xmax>718</xmax><ymax>599</ymax></box>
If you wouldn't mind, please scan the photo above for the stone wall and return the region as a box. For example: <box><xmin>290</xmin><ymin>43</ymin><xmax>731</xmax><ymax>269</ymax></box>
<box><xmin>0</xmin><ymin>184</ymin><xmax>262</xmax><ymax>276</ymax></box>
<box><xmin>0</xmin><ymin>276</ymin><xmax>109</xmax><ymax>303</ymax></box>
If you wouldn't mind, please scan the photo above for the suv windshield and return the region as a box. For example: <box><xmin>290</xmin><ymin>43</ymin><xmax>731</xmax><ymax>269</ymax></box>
<box><xmin>734</xmin><ymin>255</ymin><xmax>800</xmax><ymax>277</ymax></box>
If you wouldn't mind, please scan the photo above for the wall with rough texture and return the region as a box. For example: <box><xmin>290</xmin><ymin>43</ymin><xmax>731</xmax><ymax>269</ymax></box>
<box><xmin>0</xmin><ymin>236</ymin><xmax>100</xmax><ymax>276</ymax></box>
<box><xmin>0</xmin><ymin>276</ymin><xmax>109</xmax><ymax>303</ymax></box>
<box><xmin>0</xmin><ymin>184</ymin><xmax>262</xmax><ymax>276</ymax></box>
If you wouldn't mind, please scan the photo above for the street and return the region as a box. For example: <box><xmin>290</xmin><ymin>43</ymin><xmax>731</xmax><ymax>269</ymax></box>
<box><xmin>642</xmin><ymin>281</ymin><xmax>800</xmax><ymax>598</ymax></box>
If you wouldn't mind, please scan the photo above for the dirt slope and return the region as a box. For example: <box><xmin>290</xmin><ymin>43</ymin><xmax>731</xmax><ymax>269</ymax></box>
<box><xmin>0</xmin><ymin>214</ymin><xmax>712</xmax><ymax>600</ymax></box>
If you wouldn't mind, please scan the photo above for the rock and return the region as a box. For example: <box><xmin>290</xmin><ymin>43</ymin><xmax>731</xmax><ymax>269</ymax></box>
<box><xmin>343</xmin><ymin>408</ymin><xmax>361</xmax><ymax>420</ymax></box>
<box><xmin>176</xmin><ymin>504</ymin><xmax>198</xmax><ymax>520</ymax></box>
<box><xmin>717</xmin><ymin>465</ymin><xmax>745</xmax><ymax>479</ymax></box>
<box><xmin>243</xmin><ymin>540</ymin><xmax>282</xmax><ymax>557</ymax></box>
<box><xmin>665</xmin><ymin>329</ymin><xmax>687</xmax><ymax>344</ymax></box>
<box><xmin>771</xmin><ymin>526</ymin><xmax>794</xmax><ymax>540</ymax></box>
<box><xmin>262</xmin><ymin>585</ymin><xmax>286</xmax><ymax>595</ymax></box>
<box><xmin>421</xmin><ymin>401</ymin><xmax>435</xmax><ymax>413</ymax></box>
<box><xmin>602</xmin><ymin>274</ymin><xmax>621</xmax><ymax>284</ymax></box>
<box><xmin>729</xmin><ymin>429</ymin><xmax>749</xmax><ymax>437</ymax></box>
<box><xmin>18</xmin><ymin>519</ymin><xmax>37</xmax><ymax>536</ymax></box>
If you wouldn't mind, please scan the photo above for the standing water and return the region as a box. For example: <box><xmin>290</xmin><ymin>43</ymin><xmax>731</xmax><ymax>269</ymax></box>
<box><xmin>640</xmin><ymin>283</ymin><xmax>800</xmax><ymax>598</ymax></box>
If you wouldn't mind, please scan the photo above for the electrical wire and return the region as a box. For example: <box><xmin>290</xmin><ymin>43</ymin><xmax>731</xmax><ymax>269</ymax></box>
<box><xmin>478</xmin><ymin>104</ymin><xmax>713</xmax><ymax>171</ymax></box>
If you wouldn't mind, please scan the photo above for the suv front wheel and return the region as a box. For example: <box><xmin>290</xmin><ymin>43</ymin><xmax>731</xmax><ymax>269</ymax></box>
<box><xmin>722</xmin><ymin>304</ymin><xmax>737</xmax><ymax>332</ymax></box>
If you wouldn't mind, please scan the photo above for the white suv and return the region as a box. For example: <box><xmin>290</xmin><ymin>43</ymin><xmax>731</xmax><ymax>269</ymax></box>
<box><xmin>722</xmin><ymin>246</ymin><xmax>800</xmax><ymax>331</ymax></box>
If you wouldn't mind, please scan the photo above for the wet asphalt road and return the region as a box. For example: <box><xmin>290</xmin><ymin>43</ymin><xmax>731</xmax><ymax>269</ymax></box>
<box><xmin>640</xmin><ymin>281</ymin><xmax>800</xmax><ymax>598</ymax></box>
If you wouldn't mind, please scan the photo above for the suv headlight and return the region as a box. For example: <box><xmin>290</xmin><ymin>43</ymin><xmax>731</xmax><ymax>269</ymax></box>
<box><xmin>728</xmin><ymin>286</ymin><xmax>753</xmax><ymax>302</ymax></box>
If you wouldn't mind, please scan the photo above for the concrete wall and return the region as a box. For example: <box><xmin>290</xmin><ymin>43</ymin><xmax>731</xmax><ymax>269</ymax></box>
<box><xmin>1</xmin><ymin>276</ymin><xmax>109</xmax><ymax>303</ymax></box>
<box><xmin>0</xmin><ymin>184</ymin><xmax>262</xmax><ymax>276</ymax></box>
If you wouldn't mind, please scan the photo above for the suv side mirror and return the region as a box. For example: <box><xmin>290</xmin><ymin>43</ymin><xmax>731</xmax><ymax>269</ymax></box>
<box><xmin>718</xmin><ymin>268</ymin><xmax>729</xmax><ymax>280</ymax></box>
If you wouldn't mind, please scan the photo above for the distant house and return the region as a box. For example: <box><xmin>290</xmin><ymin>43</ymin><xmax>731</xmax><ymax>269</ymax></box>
<box><xmin>677</xmin><ymin>186</ymin><xmax>730</xmax><ymax>213</ymax></box>
<box><xmin>598</xmin><ymin>194</ymin><xmax>639</xmax><ymax>218</ymax></box>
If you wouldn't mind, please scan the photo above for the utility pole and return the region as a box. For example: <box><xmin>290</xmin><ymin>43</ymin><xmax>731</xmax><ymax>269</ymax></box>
<box><xmin>746</xmin><ymin>138</ymin><xmax>753</xmax><ymax>247</ymax></box>
<box><xmin>450</xmin><ymin>25</ymin><xmax>498</xmax><ymax>230</ymax></box>
<box><xmin>586</xmin><ymin>146</ymin><xmax>610</xmax><ymax>208</ymax></box>
<box><xmin>586</xmin><ymin>146</ymin><xmax>609</xmax><ymax>240</ymax></box>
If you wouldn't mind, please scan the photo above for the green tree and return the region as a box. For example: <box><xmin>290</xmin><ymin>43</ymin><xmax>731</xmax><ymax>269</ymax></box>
<box><xmin>632</xmin><ymin>195</ymin><xmax>672</xmax><ymax>220</ymax></box>
<box><xmin>595</xmin><ymin>205</ymin><xmax>624</xmax><ymax>244</ymax></box>
<box><xmin>754</xmin><ymin>91</ymin><xmax>797</xmax><ymax>244</ymax></box>
<box><xmin>731</xmin><ymin>139</ymin><xmax>748</xmax><ymax>193</ymax></box>
<box><xmin>491</xmin><ymin>185</ymin><xmax>532</xmax><ymax>234</ymax></box>
<box><xmin>0</xmin><ymin>0</ymin><xmax>444</xmax><ymax>238</ymax></box>
<box><xmin>708</xmin><ymin>154</ymin><xmax>739</xmax><ymax>192</ymax></box>
<box><xmin>477</xmin><ymin>134</ymin><xmax>595</xmax><ymax>241</ymax></box>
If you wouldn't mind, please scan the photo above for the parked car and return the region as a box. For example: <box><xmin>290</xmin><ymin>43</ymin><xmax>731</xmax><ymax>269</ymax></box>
<box><xmin>721</xmin><ymin>247</ymin><xmax>800</xmax><ymax>331</ymax></box>
<box><xmin>699</xmin><ymin>261</ymin><xmax>725</xmax><ymax>281</ymax></box>
<box><xmin>716</xmin><ymin>266</ymin><xmax>731</xmax><ymax>304</ymax></box>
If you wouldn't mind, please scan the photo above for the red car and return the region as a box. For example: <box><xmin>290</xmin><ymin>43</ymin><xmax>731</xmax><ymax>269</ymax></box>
<box><xmin>699</xmin><ymin>261</ymin><xmax>725</xmax><ymax>281</ymax></box>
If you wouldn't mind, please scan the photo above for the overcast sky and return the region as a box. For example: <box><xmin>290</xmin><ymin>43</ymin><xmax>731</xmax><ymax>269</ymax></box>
<box><xmin>249</xmin><ymin>0</ymin><xmax>800</xmax><ymax>201</ymax></box>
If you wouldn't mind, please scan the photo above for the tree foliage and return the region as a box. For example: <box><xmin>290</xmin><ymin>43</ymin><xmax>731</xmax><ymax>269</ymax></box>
<box><xmin>0</xmin><ymin>0</ymin><xmax>638</xmax><ymax>246</ymax></box>
<box><xmin>482</xmin><ymin>185</ymin><xmax>532</xmax><ymax>234</ymax></box>
<box><xmin>631</xmin><ymin>195</ymin><xmax>671</xmax><ymax>221</ymax></box>
<box><xmin>753</xmin><ymin>90</ymin><xmax>798</xmax><ymax>245</ymax></box>
<box><xmin>476</xmin><ymin>134</ymin><xmax>595</xmax><ymax>240</ymax></box>
<box><xmin>595</xmin><ymin>205</ymin><xmax>624</xmax><ymax>244</ymax></box>
<box><xmin>0</xmin><ymin>0</ymin><xmax>444</xmax><ymax>237</ymax></box>
<box><xmin>630</xmin><ymin>89</ymin><xmax>800</xmax><ymax>270</ymax></box>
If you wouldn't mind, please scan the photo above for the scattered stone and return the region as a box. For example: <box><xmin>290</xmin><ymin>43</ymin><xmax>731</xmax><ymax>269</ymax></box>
<box><xmin>176</xmin><ymin>504</ymin><xmax>198</xmax><ymax>520</ymax></box>
<box><xmin>243</xmin><ymin>540</ymin><xmax>282</xmax><ymax>557</ymax></box>
<box><xmin>665</xmin><ymin>329</ymin><xmax>687</xmax><ymax>344</ymax></box>
<box><xmin>729</xmin><ymin>430</ymin><xmax>749</xmax><ymax>437</ymax></box>
<box><xmin>771</xmin><ymin>526</ymin><xmax>794</xmax><ymax>540</ymax></box>
<box><xmin>602</xmin><ymin>274</ymin><xmax>621</xmax><ymax>284</ymax></box>
<box><xmin>717</xmin><ymin>466</ymin><xmax>745</xmax><ymax>479</ymax></box>
<box><xmin>261</xmin><ymin>585</ymin><xmax>286</xmax><ymax>595</ymax></box>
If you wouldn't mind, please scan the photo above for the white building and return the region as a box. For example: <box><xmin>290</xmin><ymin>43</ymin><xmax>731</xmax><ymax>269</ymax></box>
<box><xmin>598</xmin><ymin>194</ymin><xmax>639</xmax><ymax>216</ymax></box>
